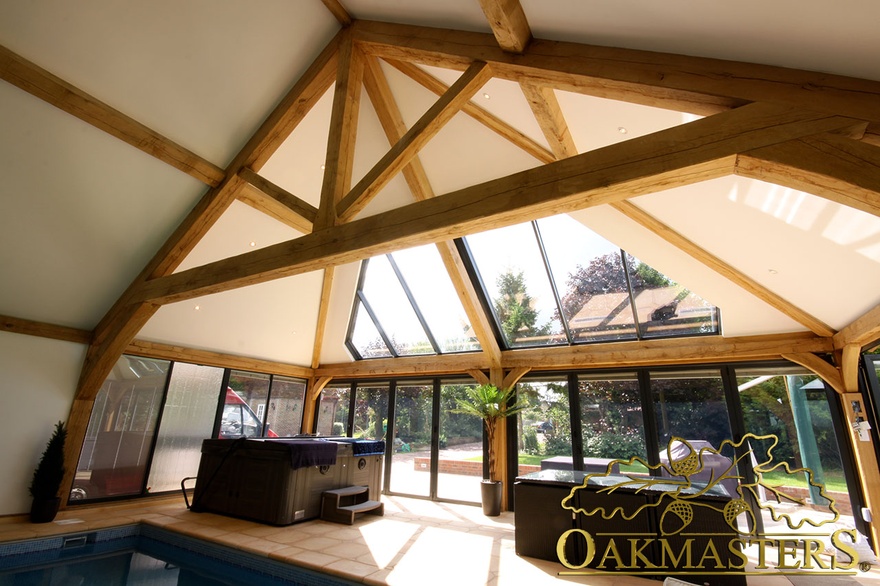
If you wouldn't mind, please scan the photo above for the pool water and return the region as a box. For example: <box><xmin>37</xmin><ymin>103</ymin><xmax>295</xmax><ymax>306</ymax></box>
<box><xmin>0</xmin><ymin>525</ymin><xmax>358</xmax><ymax>586</ymax></box>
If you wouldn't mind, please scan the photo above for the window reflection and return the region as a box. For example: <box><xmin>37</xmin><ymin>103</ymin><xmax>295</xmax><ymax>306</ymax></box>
<box><xmin>219</xmin><ymin>371</ymin><xmax>270</xmax><ymax>439</ymax></box>
<box><xmin>316</xmin><ymin>386</ymin><xmax>350</xmax><ymax>436</ymax></box>
<box><xmin>467</xmin><ymin>223</ymin><xmax>566</xmax><ymax>348</ymax></box>
<box><xmin>265</xmin><ymin>376</ymin><xmax>306</xmax><ymax>437</ymax></box>
<box><xmin>71</xmin><ymin>356</ymin><xmax>168</xmax><ymax>502</ymax></box>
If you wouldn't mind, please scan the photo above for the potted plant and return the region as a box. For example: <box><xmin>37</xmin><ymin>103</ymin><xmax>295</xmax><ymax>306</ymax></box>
<box><xmin>29</xmin><ymin>421</ymin><xmax>67</xmax><ymax>523</ymax></box>
<box><xmin>454</xmin><ymin>384</ymin><xmax>528</xmax><ymax>516</ymax></box>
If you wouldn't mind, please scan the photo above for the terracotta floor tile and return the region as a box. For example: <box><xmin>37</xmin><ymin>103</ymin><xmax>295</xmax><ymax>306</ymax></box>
<box><xmin>4</xmin><ymin>495</ymin><xmax>880</xmax><ymax>586</ymax></box>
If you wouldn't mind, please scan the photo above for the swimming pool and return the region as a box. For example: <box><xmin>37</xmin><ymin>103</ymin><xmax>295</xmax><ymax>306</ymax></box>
<box><xmin>0</xmin><ymin>524</ymin><xmax>359</xmax><ymax>585</ymax></box>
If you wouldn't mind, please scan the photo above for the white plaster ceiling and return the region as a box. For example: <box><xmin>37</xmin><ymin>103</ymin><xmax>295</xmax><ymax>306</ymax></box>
<box><xmin>1</xmin><ymin>0</ymin><xmax>879</xmax><ymax>367</ymax></box>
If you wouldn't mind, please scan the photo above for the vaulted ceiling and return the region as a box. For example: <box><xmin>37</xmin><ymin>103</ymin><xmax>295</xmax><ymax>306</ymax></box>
<box><xmin>2</xmin><ymin>0</ymin><xmax>880</xmax><ymax>398</ymax></box>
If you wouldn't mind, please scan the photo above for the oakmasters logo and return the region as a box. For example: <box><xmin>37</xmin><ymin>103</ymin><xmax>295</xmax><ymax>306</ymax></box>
<box><xmin>555</xmin><ymin>434</ymin><xmax>872</xmax><ymax>577</ymax></box>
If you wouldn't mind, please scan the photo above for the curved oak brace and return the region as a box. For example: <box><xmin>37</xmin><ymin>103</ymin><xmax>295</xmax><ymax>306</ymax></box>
<box><xmin>781</xmin><ymin>352</ymin><xmax>844</xmax><ymax>394</ymax></box>
<box><xmin>502</xmin><ymin>367</ymin><xmax>531</xmax><ymax>392</ymax></box>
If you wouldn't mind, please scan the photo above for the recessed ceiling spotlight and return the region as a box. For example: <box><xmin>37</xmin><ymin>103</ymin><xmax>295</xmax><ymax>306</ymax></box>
<box><xmin>483</xmin><ymin>93</ymin><xmax>491</xmax><ymax>99</ymax></box>
<box><xmin>768</xmin><ymin>268</ymin><xmax>778</xmax><ymax>275</ymax></box>
<box><xmin>194</xmin><ymin>305</ymin><xmax>201</xmax><ymax>311</ymax></box>
<box><xmin>249</xmin><ymin>241</ymin><xmax>256</xmax><ymax>247</ymax></box>
<box><xmin>320</xmin><ymin>164</ymin><xmax>325</xmax><ymax>170</ymax></box>
<box><xmin>618</xmin><ymin>127</ymin><xmax>628</xmax><ymax>134</ymax></box>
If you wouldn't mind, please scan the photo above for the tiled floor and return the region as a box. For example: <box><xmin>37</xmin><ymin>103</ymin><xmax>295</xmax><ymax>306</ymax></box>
<box><xmin>2</xmin><ymin>495</ymin><xmax>880</xmax><ymax>586</ymax></box>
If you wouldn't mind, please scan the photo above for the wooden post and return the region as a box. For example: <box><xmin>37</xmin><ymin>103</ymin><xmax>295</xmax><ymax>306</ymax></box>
<box><xmin>840</xmin><ymin>392</ymin><xmax>880</xmax><ymax>550</ymax></box>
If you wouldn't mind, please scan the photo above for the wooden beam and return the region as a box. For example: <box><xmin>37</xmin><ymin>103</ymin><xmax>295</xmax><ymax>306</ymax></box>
<box><xmin>611</xmin><ymin>200</ymin><xmax>836</xmax><ymax>337</ymax></box>
<box><xmin>0</xmin><ymin>314</ymin><xmax>91</xmax><ymax>345</ymax></box>
<box><xmin>353</xmin><ymin>20</ymin><xmax>880</xmax><ymax>121</ymax></box>
<box><xmin>839</xmin><ymin>392</ymin><xmax>880</xmax><ymax>549</ymax></box>
<box><xmin>834</xmin><ymin>302</ymin><xmax>880</xmax><ymax>349</ymax></box>
<box><xmin>125</xmin><ymin>339</ymin><xmax>313</xmax><ymax>379</ymax></box>
<box><xmin>337</xmin><ymin>61</ymin><xmax>493</xmax><ymax>222</ymax></box>
<box><xmin>361</xmin><ymin>56</ymin><xmax>436</xmax><ymax>203</ymax></box>
<box><xmin>136</xmin><ymin>103</ymin><xmax>857</xmax><ymax>304</ymax></box>
<box><xmin>468</xmin><ymin>369</ymin><xmax>491</xmax><ymax>386</ymax></box>
<box><xmin>435</xmin><ymin>241</ymin><xmax>503</xmax><ymax>368</ymax></box>
<box><xmin>386</xmin><ymin>59</ymin><xmax>554</xmax><ymax>163</ymax></box>
<box><xmin>361</xmin><ymin>56</ymin><xmax>503</xmax><ymax>367</ymax></box>
<box><xmin>478</xmin><ymin>0</ymin><xmax>532</xmax><ymax>54</ymax></box>
<box><xmin>317</xmin><ymin>353</ymin><xmax>491</xmax><ymax>378</ymax></box>
<box><xmin>311</xmin><ymin>268</ymin><xmax>335</xmax><ymax>369</ymax></box>
<box><xmin>502</xmin><ymin>367</ymin><xmax>531</xmax><ymax>391</ymax></box>
<box><xmin>237</xmin><ymin>183</ymin><xmax>313</xmax><ymax>234</ymax></box>
<box><xmin>837</xmin><ymin>344</ymin><xmax>862</xmax><ymax>393</ymax></box>
<box><xmin>520</xmin><ymin>82</ymin><xmax>577</xmax><ymax>159</ymax></box>
<box><xmin>238</xmin><ymin>168</ymin><xmax>318</xmax><ymax>228</ymax></box>
<box><xmin>0</xmin><ymin>44</ymin><xmax>225</xmax><ymax>187</ymax></box>
<box><xmin>781</xmin><ymin>352</ymin><xmax>845</xmax><ymax>394</ymax></box>
<box><xmin>302</xmin><ymin>375</ymin><xmax>334</xmax><ymax>433</ymax></box>
<box><xmin>320</xmin><ymin>0</ymin><xmax>352</xmax><ymax>26</ymax></box>
<box><xmin>738</xmin><ymin>134</ymin><xmax>880</xmax><ymax>218</ymax></box>
<box><xmin>315</xmin><ymin>32</ymin><xmax>364</xmax><ymax>230</ymax></box>
<box><xmin>311</xmin><ymin>332</ymin><xmax>831</xmax><ymax>379</ymax></box>
<box><xmin>309</xmin><ymin>376</ymin><xmax>334</xmax><ymax>402</ymax></box>
<box><xmin>505</xmin><ymin>333</ymin><xmax>833</xmax><ymax>371</ymax></box>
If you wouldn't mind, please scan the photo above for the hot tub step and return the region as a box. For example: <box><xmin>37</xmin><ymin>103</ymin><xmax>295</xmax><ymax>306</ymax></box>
<box><xmin>321</xmin><ymin>486</ymin><xmax>384</xmax><ymax>525</ymax></box>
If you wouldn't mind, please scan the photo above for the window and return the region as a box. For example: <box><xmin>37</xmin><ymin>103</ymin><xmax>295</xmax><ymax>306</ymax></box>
<box><xmin>736</xmin><ymin>365</ymin><xmax>855</xmax><ymax>519</ymax></box>
<box><xmin>464</xmin><ymin>214</ymin><xmax>720</xmax><ymax>350</ymax></box>
<box><xmin>578</xmin><ymin>372</ymin><xmax>647</xmax><ymax>463</ymax></box>
<box><xmin>71</xmin><ymin>356</ymin><xmax>169</xmax><ymax>501</ymax></box>
<box><xmin>354</xmin><ymin>383</ymin><xmax>389</xmax><ymax>440</ymax></box>
<box><xmin>218</xmin><ymin>370</ymin><xmax>270</xmax><ymax>439</ymax></box>
<box><xmin>146</xmin><ymin>363</ymin><xmax>223</xmax><ymax>493</ymax></box>
<box><xmin>516</xmin><ymin>377</ymin><xmax>573</xmax><ymax>476</ymax></box>
<box><xmin>265</xmin><ymin>375</ymin><xmax>307</xmax><ymax>437</ymax></box>
<box><xmin>346</xmin><ymin>244</ymin><xmax>481</xmax><ymax>359</ymax></box>
<box><xmin>316</xmin><ymin>385</ymin><xmax>350</xmax><ymax>436</ymax></box>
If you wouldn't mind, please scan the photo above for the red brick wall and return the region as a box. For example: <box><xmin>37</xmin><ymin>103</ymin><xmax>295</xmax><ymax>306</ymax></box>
<box><xmin>413</xmin><ymin>457</ymin><xmax>540</xmax><ymax>476</ymax></box>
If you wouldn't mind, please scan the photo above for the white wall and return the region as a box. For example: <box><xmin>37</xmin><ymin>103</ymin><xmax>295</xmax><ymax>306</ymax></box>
<box><xmin>0</xmin><ymin>331</ymin><xmax>84</xmax><ymax>516</ymax></box>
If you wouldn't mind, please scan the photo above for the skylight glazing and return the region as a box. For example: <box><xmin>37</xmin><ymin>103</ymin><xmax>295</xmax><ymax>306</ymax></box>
<box><xmin>463</xmin><ymin>215</ymin><xmax>720</xmax><ymax>348</ymax></box>
<box><xmin>346</xmin><ymin>244</ymin><xmax>481</xmax><ymax>360</ymax></box>
<box><xmin>346</xmin><ymin>215</ymin><xmax>720</xmax><ymax>359</ymax></box>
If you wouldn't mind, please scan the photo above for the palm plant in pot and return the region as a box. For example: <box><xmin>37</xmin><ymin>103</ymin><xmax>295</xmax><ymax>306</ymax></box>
<box><xmin>29</xmin><ymin>421</ymin><xmax>67</xmax><ymax>523</ymax></box>
<box><xmin>454</xmin><ymin>384</ymin><xmax>528</xmax><ymax>516</ymax></box>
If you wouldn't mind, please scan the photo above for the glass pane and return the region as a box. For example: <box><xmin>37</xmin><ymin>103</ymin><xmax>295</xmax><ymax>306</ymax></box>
<box><xmin>265</xmin><ymin>376</ymin><xmax>307</xmax><ymax>437</ymax></box>
<box><xmin>391</xmin><ymin>245</ymin><xmax>481</xmax><ymax>353</ymax></box>
<box><xmin>650</xmin><ymin>369</ymin><xmax>734</xmax><ymax>494</ymax></box>
<box><xmin>437</xmin><ymin>381</ymin><xmax>484</xmax><ymax>503</ymax></box>
<box><xmin>466</xmin><ymin>223</ymin><xmax>566</xmax><ymax>348</ymax></box>
<box><xmin>516</xmin><ymin>378</ymin><xmax>572</xmax><ymax>474</ymax></box>
<box><xmin>736</xmin><ymin>366</ymin><xmax>855</xmax><ymax>527</ymax></box>
<box><xmin>362</xmin><ymin>255</ymin><xmax>433</xmax><ymax>355</ymax></box>
<box><xmin>539</xmin><ymin>216</ymin><xmax>638</xmax><ymax>343</ymax></box>
<box><xmin>315</xmin><ymin>386</ymin><xmax>350</xmax><ymax>436</ymax></box>
<box><xmin>389</xmin><ymin>382</ymin><xmax>433</xmax><ymax>496</ymax></box>
<box><xmin>146</xmin><ymin>363</ymin><xmax>223</xmax><ymax>494</ymax></box>
<box><xmin>71</xmin><ymin>355</ymin><xmax>168</xmax><ymax>501</ymax></box>
<box><xmin>626</xmin><ymin>253</ymin><xmax>719</xmax><ymax>338</ymax></box>
<box><xmin>651</xmin><ymin>369</ymin><xmax>731</xmax><ymax>447</ymax></box>
<box><xmin>354</xmin><ymin>384</ymin><xmax>389</xmax><ymax>440</ymax></box>
<box><xmin>350</xmin><ymin>301</ymin><xmax>393</xmax><ymax>358</ymax></box>
<box><xmin>578</xmin><ymin>373</ymin><xmax>647</xmax><ymax>473</ymax></box>
<box><xmin>219</xmin><ymin>371</ymin><xmax>270</xmax><ymax>439</ymax></box>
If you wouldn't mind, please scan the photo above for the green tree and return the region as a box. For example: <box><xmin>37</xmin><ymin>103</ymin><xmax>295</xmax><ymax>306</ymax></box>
<box><xmin>494</xmin><ymin>269</ymin><xmax>549</xmax><ymax>343</ymax></box>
